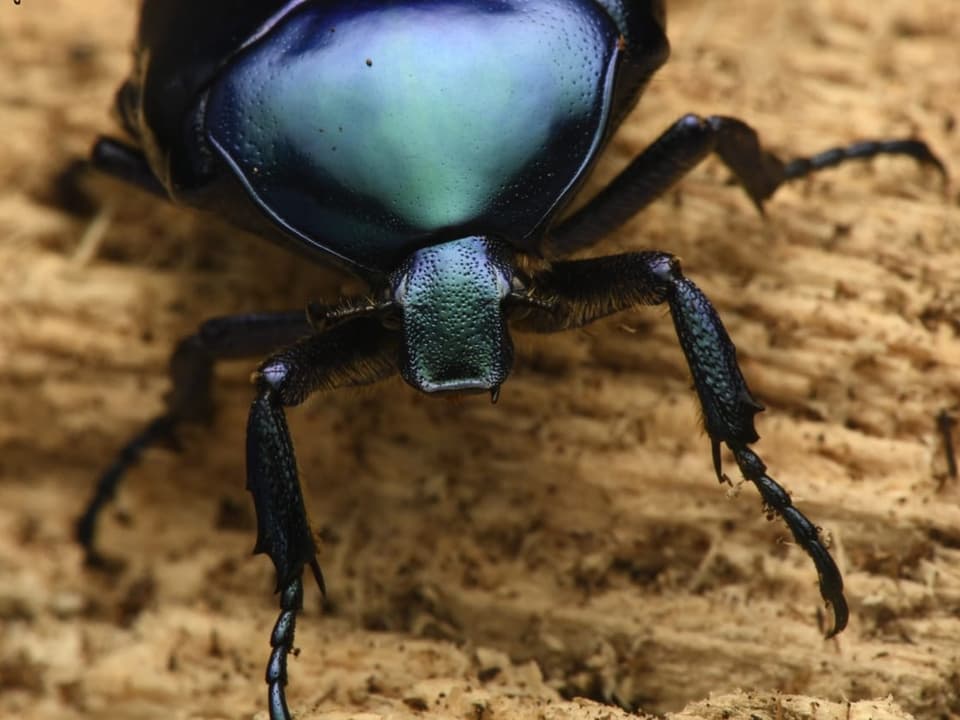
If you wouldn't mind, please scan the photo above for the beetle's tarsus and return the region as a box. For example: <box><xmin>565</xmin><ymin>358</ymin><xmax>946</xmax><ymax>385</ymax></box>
<box><xmin>730</xmin><ymin>446</ymin><xmax>848</xmax><ymax>637</ymax></box>
<box><xmin>266</xmin><ymin>574</ymin><xmax>304</xmax><ymax>720</ymax></box>
<box><xmin>783</xmin><ymin>138</ymin><xmax>948</xmax><ymax>184</ymax></box>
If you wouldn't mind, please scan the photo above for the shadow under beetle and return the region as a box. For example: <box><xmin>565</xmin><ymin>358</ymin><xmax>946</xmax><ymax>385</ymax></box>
<box><xmin>78</xmin><ymin>1</ymin><xmax>946</xmax><ymax>717</ymax></box>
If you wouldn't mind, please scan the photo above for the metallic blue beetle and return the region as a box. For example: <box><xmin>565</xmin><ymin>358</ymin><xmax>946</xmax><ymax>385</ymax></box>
<box><xmin>78</xmin><ymin>1</ymin><xmax>945</xmax><ymax>717</ymax></box>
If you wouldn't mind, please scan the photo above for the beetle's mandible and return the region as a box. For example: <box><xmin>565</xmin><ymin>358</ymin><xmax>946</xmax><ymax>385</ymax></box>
<box><xmin>77</xmin><ymin>2</ymin><xmax>946</xmax><ymax>718</ymax></box>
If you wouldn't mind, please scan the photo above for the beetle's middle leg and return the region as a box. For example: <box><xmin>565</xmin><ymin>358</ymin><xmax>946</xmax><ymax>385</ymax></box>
<box><xmin>509</xmin><ymin>250</ymin><xmax>848</xmax><ymax>636</ymax></box>
<box><xmin>549</xmin><ymin>114</ymin><xmax>946</xmax><ymax>256</ymax></box>
<box><xmin>246</xmin><ymin>317</ymin><xmax>398</xmax><ymax>720</ymax></box>
<box><xmin>77</xmin><ymin>310</ymin><xmax>313</xmax><ymax>564</ymax></box>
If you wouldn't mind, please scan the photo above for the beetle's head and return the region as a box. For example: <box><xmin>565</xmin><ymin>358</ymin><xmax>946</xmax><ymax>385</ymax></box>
<box><xmin>390</xmin><ymin>237</ymin><xmax>514</xmax><ymax>399</ymax></box>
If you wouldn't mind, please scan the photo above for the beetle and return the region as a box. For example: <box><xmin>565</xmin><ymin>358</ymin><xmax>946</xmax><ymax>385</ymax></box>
<box><xmin>77</xmin><ymin>1</ymin><xmax>946</xmax><ymax>718</ymax></box>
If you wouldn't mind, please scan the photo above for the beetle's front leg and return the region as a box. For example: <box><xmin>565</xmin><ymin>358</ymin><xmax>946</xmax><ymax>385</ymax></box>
<box><xmin>511</xmin><ymin>252</ymin><xmax>848</xmax><ymax>636</ymax></box>
<box><xmin>245</xmin><ymin>317</ymin><xmax>399</xmax><ymax>720</ymax></box>
<box><xmin>246</xmin><ymin>386</ymin><xmax>319</xmax><ymax>720</ymax></box>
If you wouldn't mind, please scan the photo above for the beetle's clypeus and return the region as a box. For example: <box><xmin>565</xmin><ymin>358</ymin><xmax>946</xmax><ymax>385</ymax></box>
<box><xmin>77</xmin><ymin>1</ymin><xmax>946</xmax><ymax>718</ymax></box>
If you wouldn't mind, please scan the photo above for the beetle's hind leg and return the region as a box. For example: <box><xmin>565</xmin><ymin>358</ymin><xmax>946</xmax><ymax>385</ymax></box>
<box><xmin>77</xmin><ymin>310</ymin><xmax>313</xmax><ymax>566</ymax></box>
<box><xmin>549</xmin><ymin>114</ymin><xmax>946</xmax><ymax>256</ymax></box>
<box><xmin>245</xmin><ymin>317</ymin><xmax>398</xmax><ymax>720</ymax></box>
<box><xmin>509</xmin><ymin>251</ymin><xmax>848</xmax><ymax>636</ymax></box>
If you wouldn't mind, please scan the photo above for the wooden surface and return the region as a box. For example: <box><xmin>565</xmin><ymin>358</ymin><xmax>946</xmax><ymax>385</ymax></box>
<box><xmin>1</xmin><ymin>1</ymin><xmax>958</xmax><ymax>718</ymax></box>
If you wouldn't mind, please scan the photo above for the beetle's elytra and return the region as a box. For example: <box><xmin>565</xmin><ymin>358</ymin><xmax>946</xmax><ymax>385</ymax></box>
<box><xmin>78</xmin><ymin>2</ymin><xmax>946</xmax><ymax>718</ymax></box>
